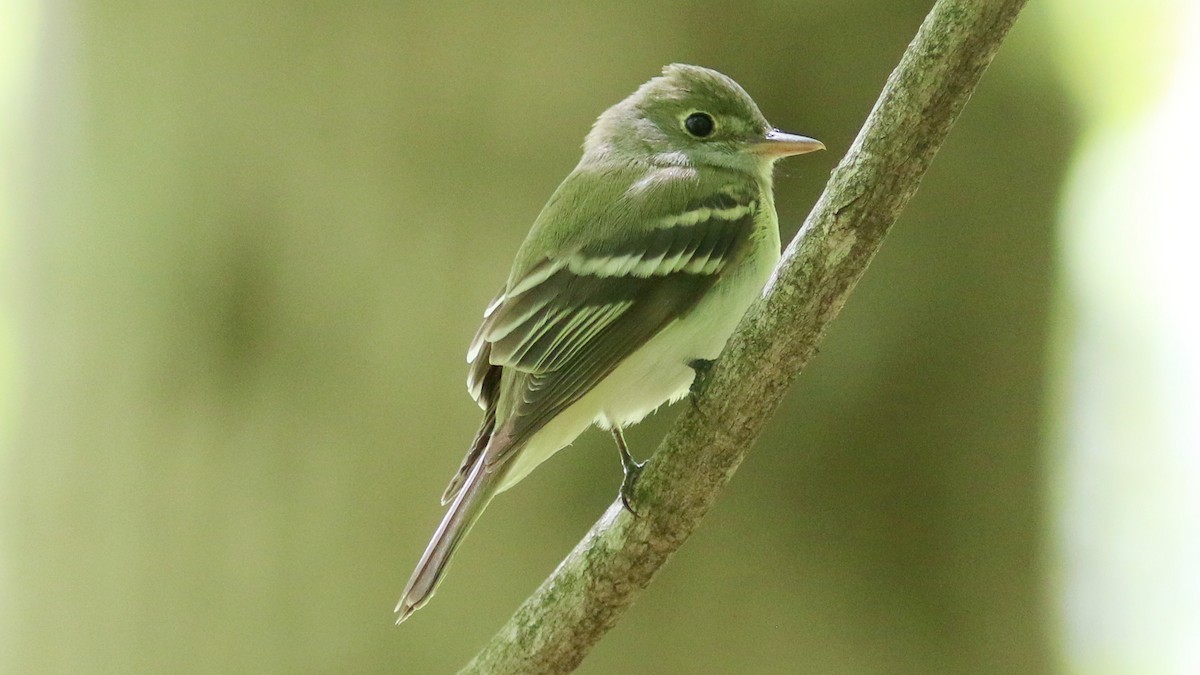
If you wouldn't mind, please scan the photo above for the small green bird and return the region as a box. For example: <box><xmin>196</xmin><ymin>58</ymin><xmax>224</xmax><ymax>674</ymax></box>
<box><xmin>396</xmin><ymin>64</ymin><xmax>823</xmax><ymax>623</ymax></box>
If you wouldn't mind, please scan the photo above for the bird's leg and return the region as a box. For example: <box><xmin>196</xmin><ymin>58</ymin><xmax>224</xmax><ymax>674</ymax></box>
<box><xmin>687</xmin><ymin>358</ymin><xmax>716</xmax><ymax>416</ymax></box>
<box><xmin>611</xmin><ymin>427</ymin><xmax>644</xmax><ymax>516</ymax></box>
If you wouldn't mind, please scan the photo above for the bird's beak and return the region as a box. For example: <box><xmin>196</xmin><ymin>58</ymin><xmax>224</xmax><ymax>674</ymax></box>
<box><xmin>752</xmin><ymin>129</ymin><xmax>825</xmax><ymax>158</ymax></box>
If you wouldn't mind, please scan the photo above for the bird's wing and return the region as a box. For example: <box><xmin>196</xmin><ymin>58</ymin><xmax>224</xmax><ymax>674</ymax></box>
<box><xmin>440</xmin><ymin>288</ymin><xmax>504</xmax><ymax>505</ymax></box>
<box><xmin>468</xmin><ymin>177</ymin><xmax>761</xmax><ymax>471</ymax></box>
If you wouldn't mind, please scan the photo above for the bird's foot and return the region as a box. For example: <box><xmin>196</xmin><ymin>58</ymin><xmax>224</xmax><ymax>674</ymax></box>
<box><xmin>619</xmin><ymin>455</ymin><xmax>645</xmax><ymax>517</ymax></box>
<box><xmin>688</xmin><ymin>358</ymin><xmax>716</xmax><ymax>417</ymax></box>
<box><xmin>611</xmin><ymin>427</ymin><xmax>645</xmax><ymax>516</ymax></box>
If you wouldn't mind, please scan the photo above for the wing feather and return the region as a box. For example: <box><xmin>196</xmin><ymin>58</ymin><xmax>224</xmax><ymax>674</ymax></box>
<box><xmin>475</xmin><ymin>195</ymin><xmax>759</xmax><ymax>468</ymax></box>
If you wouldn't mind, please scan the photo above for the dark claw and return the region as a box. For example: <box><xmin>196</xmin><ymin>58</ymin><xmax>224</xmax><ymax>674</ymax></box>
<box><xmin>688</xmin><ymin>357</ymin><xmax>716</xmax><ymax>376</ymax></box>
<box><xmin>619</xmin><ymin>457</ymin><xmax>645</xmax><ymax>516</ymax></box>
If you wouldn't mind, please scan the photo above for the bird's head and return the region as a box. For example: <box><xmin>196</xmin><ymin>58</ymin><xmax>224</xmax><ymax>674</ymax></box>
<box><xmin>585</xmin><ymin>63</ymin><xmax>823</xmax><ymax>176</ymax></box>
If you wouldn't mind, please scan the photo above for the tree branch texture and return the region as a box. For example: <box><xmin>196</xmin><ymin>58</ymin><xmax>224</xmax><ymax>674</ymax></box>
<box><xmin>462</xmin><ymin>0</ymin><xmax>1029</xmax><ymax>671</ymax></box>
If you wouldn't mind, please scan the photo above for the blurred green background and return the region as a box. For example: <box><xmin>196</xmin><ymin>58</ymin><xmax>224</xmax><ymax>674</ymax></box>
<box><xmin>2</xmin><ymin>1</ymin><xmax>1196</xmax><ymax>673</ymax></box>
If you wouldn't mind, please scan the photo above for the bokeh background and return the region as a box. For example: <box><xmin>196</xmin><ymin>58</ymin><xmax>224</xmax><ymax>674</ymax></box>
<box><xmin>2</xmin><ymin>1</ymin><xmax>1196</xmax><ymax>673</ymax></box>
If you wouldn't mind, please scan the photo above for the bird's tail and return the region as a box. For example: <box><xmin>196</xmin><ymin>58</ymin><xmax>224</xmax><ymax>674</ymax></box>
<box><xmin>394</xmin><ymin>446</ymin><xmax>500</xmax><ymax>623</ymax></box>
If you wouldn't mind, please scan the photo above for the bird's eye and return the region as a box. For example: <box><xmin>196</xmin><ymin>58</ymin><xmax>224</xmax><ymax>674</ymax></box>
<box><xmin>683</xmin><ymin>112</ymin><xmax>715</xmax><ymax>138</ymax></box>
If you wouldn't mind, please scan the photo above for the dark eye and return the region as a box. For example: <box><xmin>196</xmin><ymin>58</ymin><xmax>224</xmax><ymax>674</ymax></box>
<box><xmin>684</xmin><ymin>112</ymin><xmax>715</xmax><ymax>138</ymax></box>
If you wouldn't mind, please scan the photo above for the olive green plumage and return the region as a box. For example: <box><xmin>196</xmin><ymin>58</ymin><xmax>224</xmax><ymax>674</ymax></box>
<box><xmin>397</xmin><ymin>63</ymin><xmax>823</xmax><ymax>623</ymax></box>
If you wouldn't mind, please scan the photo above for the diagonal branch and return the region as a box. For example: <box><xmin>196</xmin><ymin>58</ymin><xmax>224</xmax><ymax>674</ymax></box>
<box><xmin>462</xmin><ymin>0</ymin><xmax>1029</xmax><ymax>671</ymax></box>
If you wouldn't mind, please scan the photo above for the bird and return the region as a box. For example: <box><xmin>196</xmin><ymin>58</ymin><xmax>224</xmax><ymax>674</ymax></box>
<box><xmin>396</xmin><ymin>63</ymin><xmax>823</xmax><ymax>623</ymax></box>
